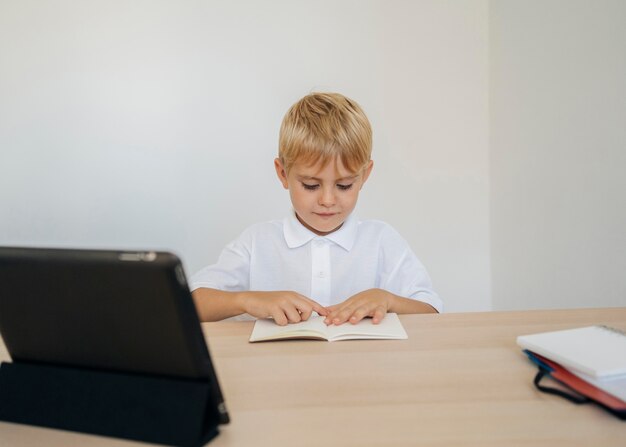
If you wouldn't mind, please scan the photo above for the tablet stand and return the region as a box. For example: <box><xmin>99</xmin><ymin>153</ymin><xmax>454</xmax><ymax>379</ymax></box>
<box><xmin>0</xmin><ymin>361</ymin><xmax>221</xmax><ymax>446</ymax></box>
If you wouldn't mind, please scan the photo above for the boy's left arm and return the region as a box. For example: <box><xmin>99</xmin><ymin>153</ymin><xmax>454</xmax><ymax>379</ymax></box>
<box><xmin>324</xmin><ymin>289</ymin><xmax>437</xmax><ymax>326</ymax></box>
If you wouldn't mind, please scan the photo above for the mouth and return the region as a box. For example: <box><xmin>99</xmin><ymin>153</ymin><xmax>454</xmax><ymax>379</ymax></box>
<box><xmin>314</xmin><ymin>212</ymin><xmax>338</xmax><ymax>219</ymax></box>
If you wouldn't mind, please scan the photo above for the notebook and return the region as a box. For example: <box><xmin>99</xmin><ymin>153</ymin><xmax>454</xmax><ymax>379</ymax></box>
<box><xmin>517</xmin><ymin>325</ymin><xmax>626</xmax><ymax>379</ymax></box>
<box><xmin>570</xmin><ymin>366</ymin><xmax>626</xmax><ymax>402</ymax></box>
<box><xmin>526</xmin><ymin>351</ymin><xmax>626</xmax><ymax>411</ymax></box>
<box><xmin>249</xmin><ymin>312</ymin><xmax>408</xmax><ymax>342</ymax></box>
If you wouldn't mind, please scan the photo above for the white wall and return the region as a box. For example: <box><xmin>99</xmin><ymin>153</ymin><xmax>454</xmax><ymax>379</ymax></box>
<box><xmin>0</xmin><ymin>1</ymin><xmax>491</xmax><ymax>312</ymax></box>
<box><xmin>490</xmin><ymin>0</ymin><xmax>626</xmax><ymax>310</ymax></box>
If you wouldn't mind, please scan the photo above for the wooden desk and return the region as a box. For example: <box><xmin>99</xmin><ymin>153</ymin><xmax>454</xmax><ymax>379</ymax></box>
<box><xmin>1</xmin><ymin>308</ymin><xmax>625</xmax><ymax>446</ymax></box>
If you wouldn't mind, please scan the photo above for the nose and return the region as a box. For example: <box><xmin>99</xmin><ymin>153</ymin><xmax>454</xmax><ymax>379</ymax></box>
<box><xmin>318</xmin><ymin>186</ymin><xmax>336</xmax><ymax>207</ymax></box>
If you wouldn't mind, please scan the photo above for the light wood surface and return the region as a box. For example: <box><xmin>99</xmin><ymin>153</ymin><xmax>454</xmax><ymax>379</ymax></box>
<box><xmin>1</xmin><ymin>308</ymin><xmax>625</xmax><ymax>446</ymax></box>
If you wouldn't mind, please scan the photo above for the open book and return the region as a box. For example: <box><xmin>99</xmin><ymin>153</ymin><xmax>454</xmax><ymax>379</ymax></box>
<box><xmin>249</xmin><ymin>312</ymin><xmax>408</xmax><ymax>342</ymax></box>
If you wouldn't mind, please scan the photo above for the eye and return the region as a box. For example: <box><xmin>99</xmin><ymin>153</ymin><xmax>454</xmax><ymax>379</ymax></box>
<box><xmin>302</xmin><ymin>183</ymin><xmax>320</xmax><ymax>191</ymax></box>
<box><xmin>337</xmin><ymin>184</ymin><xmax>353</xmax><ymax>191</ymax></box>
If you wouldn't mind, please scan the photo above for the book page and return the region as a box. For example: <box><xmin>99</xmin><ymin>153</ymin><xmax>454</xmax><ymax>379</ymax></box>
<box><xmin>249</xmin><ymin>316</ymin><xmax>329</xmax><ymax>342</ymax></box>
<box><xmin>325</xmin><ymin>313</ymin><xmax>408</xmax><ymax>341</ymax></box>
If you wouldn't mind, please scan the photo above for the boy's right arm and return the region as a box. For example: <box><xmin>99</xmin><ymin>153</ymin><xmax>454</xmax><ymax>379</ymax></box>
<box><xmin>192</xmin><ymin>288</ymin><xmax>328</xmax><ymax>325</ymax></box>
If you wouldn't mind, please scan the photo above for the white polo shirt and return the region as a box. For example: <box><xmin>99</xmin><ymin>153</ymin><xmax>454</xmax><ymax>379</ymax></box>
<box><xmin>191</xmin><ymin>212</ymin><xmax>442</xmax><ymax>319</ymax></box>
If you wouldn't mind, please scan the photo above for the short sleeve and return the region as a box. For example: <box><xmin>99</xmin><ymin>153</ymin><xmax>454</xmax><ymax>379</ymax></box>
<box><xmin>378</xmin><ymin>226</ymin><xmax>443</xmax><ymax>313</ymax></box>
<box><xmin>190</xmin><ymin>229</ymin><xmax>253</xmax><ymax>292</ymax></box>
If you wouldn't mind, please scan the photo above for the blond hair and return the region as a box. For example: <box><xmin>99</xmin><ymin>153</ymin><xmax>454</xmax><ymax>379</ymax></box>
<box><xmin>278</xmin><ymin>92</ymin><xmax>372</xmax><ymax>173</ymax></box>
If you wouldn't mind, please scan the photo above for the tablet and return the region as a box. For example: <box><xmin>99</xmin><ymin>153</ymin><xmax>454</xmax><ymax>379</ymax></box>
<box><xmin>0</xmin><ymin>246</ymin><xmax>229</xmax><ymax>424</ymax></box>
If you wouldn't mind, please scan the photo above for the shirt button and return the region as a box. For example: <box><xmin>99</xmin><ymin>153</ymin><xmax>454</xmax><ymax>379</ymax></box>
<box><xmin>317</xmin><ymin>271</ymin><xmax>326</xmax><ymax>278</ymax></box>
<box><xmin>314</xmin><ymin>239</ymin><xmax>325</xmax><ymax>247</ymax></box>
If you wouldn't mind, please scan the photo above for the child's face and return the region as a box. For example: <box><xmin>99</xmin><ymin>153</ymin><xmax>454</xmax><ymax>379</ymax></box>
<box><xmin>274</xmin><ymin>157</ymin><xmax>373</xmax><ymax>236</ymax></box>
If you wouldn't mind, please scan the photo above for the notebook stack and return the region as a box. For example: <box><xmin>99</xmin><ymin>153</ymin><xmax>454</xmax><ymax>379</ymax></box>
<box><xmin>517</xmin><ymin>325</ymin><xmax>626</xmax><ymax>420</ymax></box>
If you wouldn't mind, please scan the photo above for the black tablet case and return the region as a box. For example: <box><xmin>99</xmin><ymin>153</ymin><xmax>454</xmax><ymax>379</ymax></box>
<box><xmin>0</xmin><ymin>247</ymin><xmax>229</xmax><ymax>447</ymax></box>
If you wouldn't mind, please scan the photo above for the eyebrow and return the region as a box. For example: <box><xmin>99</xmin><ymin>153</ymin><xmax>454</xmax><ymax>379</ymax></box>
<box><xmin>297</xmin><ymin>175</ymin><xmax>358</xmax><ymax>182</ymax></box>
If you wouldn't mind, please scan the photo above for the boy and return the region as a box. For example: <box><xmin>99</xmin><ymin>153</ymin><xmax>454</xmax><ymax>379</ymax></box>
<box><xmin>191</xmin><ymin>93</ymin><xmax>441</xmax><ymax>325</ymax></box>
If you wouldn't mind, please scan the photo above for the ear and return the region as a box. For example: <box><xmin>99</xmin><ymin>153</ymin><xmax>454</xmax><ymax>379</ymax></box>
<box><xmin>274</xmin><ymin>158</ymin><xmax>289</xmax><ymax>189</ymax></box>
<box><xmin>359</xmin><ymin>160</ymin><xmax>374</xmax><ymax>189</ymax></box>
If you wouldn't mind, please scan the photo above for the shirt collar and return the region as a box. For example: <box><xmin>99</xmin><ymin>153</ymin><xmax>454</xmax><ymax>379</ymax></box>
<box><xmin>283</xmin><ymin>211</ymin><xmax>358</xmax><ymax>252</ymax></box>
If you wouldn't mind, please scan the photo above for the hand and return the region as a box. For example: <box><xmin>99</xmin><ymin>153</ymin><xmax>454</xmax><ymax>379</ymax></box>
<box><xmin>324</xmin><ymin>289</ymin><xmax>392</xmax><ymax>326</ymax></box>
<box><xmin>240</xmin><ymin>291</ymin><xmax>328</xmax><ymax>326</ymax></box>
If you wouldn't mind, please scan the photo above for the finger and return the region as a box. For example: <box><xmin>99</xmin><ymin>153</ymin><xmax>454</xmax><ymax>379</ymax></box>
<box><xmin>325</xmin><ymin>305</ymin><xmax>346</xmax><ymax>324</ymax></box>
<box><xmin>312</xmin><ymin>303</ymin><xmax>329</xmax><ymax>317</ymax></box>
<box><xmin>297</xmin><ymin>303</ymin><xmax>313</xmax><ymax>321</ymax></box>
<box><xmin>282</xmin><ymin>304</ymin><xmax>303</xmax><ymax>324</ymax></box>
<box><xmin>271</xmin><ymin>311</ymin><xmax>288</xmax><ymax>326</ymax></box>
<box><xmin>298</xmin><ymin>295</ymin><xmax>329</xmax><ymax>317</ymax></box>
<box><xmin>371</xmin><ymin>306</ymin><xmax>386</xmax><ymax>324</ymax></box>
<box><xmin>326</xmin><ymin>304</ymin><xmax>339</xmax><ymax>313</ymax></box>
<box><xmin>323</xmin><ymin>304</ymin><xmax>338</xmax><ymax>324</ymax></box>
<box><xmin>330</xmin><ymin>305</ymin><xmax>358</xmax><ymax>326</ymax></box>
<box><xmin>348</xmin><ymin>306</ymin><xmax>371</xmax><ymax>325</ymax></box>
<box><xmin>324</xmin><ymin>308</ymin><xmax>338</xmax><ymax>324</ymax></box>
